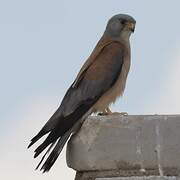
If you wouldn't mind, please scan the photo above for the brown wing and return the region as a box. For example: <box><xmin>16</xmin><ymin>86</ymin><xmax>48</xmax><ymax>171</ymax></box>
<box><xmin>72</xmin><ymin>37</ymin><xmax>116</xmax><ymax>88</ymax></box>
<box><xmin>61</xmin><ymin>40</ymin><xmax>125</xmax><ymax>116</ymax></box>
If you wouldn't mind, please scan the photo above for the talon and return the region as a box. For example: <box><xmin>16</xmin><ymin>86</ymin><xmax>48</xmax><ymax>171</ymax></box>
<box><xmin>98</xmin><ymin>108</ymin><xmax>128</xmax><ymax>116</ymax></box>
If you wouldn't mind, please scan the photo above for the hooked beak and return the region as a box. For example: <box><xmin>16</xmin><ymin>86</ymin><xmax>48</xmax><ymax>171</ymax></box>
<box><xmin>127</xmin><ymin>22</ymin><xmax>135</xmax><ymax>33</ymax></box>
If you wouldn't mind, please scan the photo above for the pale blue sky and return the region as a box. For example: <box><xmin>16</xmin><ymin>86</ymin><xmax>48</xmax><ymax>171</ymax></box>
<box><xmin>0</xmin><ymin>1</ymin><xmax>180</xmax><ymax>180</ymax></box>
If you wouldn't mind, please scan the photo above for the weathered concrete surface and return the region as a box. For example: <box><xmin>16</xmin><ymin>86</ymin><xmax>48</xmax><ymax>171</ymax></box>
<box><xmin>96</xmin><ymin>176</ymin><xmax>180</xmax><ymax>180</ymax></box>
<box><xmin>75</xmin><ymin>170</ymin><xmax>180</xmax><ymax>180</ymax></box>
<box><xmin>66</xmin><ymin>115</ymin><xmax>180</xmax><ymax>176</ymax></box>
<box><xmin>74</xmin><ymin>170</ymin><xmax>164</xmax><ymax>180</ymax></box>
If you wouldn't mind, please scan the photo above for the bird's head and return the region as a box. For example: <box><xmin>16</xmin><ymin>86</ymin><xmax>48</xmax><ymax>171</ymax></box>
<box><xmin>104</xmin><ymin>14</ymin><xmax>136</xmax><ymax>41</ymax></box>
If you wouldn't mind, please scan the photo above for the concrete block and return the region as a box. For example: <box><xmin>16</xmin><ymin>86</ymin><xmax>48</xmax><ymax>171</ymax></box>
<box><xmin>66</xmin><ymin>115</ymin><xmax>180</xmax><ymax>176</ymax></box>
<box><xmin>96</xmin><ymin>176</ymin><xmax>180</xmax><ymax>180</ymax></box>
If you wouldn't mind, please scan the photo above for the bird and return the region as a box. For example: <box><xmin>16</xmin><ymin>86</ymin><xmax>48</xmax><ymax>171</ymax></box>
<box><xmin>28</xmin><ymin>14</ymin><xmax>136</xmax><ymax>172</ymax></box>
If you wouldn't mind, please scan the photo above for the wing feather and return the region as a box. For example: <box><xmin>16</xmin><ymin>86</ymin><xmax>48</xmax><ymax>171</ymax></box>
<box><xmin>72</xmin><ymin>37</ymin><xmax>117</xmax><ymax>88</ymax></box>
<box><xmin>61</xmin><ymin>41</ymin><xmax>125</xmax><ymax>116</ymax></box>
<box><xmin>28</xmin><ymin>39</ymin><xmax>125</xmax><ymax>171</ymax></box>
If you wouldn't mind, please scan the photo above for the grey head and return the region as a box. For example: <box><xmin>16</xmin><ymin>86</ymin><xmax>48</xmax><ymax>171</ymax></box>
<box><xmin>104</xmin><ymin>14</ymin><xmax>136</xmax><ymax>41</ymax></box>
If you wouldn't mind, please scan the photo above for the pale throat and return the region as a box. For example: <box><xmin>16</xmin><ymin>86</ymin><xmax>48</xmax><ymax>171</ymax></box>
<box><xmin>118</xmin><ymin>31</ymin><xmax>131</xmax><ymax>44</ymax></box>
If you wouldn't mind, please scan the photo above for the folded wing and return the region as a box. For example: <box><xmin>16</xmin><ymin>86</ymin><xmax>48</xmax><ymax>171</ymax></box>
<box><xmin>28</xmin><ymin>40</ymin><xmax>125</xmax><ymax>172</ymax></box>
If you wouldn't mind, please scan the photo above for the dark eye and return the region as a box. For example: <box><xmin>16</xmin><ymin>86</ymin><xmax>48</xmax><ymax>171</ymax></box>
<box><xmin>121</xmin><ymin>20</ymin><xmax>126</xmax><ymax>25</ymax></box>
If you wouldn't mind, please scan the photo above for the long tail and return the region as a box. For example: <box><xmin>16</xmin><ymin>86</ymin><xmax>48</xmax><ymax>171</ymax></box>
<box><xmin>28</xmin><ymin>109</ymin><xmax>62</xmax><ymax>149</ymax></box>
<box><xmin>40</xmin><ymin>130</ymin><xmax>71</xmax><ymax>172</ymax></box>
<box><xmin>37</xmin><ymin>130</ymin><xmax>72</xmax><ymax>172</ymax></box>
<box><xmin>28</xmin><ymin>116</ymin><xmax>77</xmax><ymax>172</ymax></box>
<box><xmin>28</xmin><ymin>100</ymin><xmax>94</xmax><ymax>172</ymax></box>
<box><xmin>28</xmin><ymin>120</ymin><xmax>76</xmax><ymax>172</ymax></box>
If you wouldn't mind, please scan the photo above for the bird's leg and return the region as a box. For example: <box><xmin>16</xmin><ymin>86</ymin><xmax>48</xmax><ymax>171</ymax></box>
<box><xmin>106</xmin><ymin>107</ymin><xmax>112</xmax><ymax>114</ymax></box>
<box><xmin>106</xmin><ymin>107</ymin><xmax>128</xmax><ymax>116</ymax></box>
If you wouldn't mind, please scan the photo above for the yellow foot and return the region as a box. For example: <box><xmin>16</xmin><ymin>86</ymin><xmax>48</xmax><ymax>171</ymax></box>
<box><xmin>98</xmin><ymin>107</ymin><xmax>128</xmax><ymax>116</ymax></box>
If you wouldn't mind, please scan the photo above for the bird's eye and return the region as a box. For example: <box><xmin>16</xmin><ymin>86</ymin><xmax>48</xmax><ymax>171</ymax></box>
<box><xmin>121</xmin><ymin>20</ymin><xmax>126</xmax><ymax>25</ymax></box>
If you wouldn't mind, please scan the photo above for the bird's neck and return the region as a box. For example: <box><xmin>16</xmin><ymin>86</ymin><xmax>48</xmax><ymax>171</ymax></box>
<box><xmin>102</xmin><ymin>33</ymin><xmax>130</xmax><ymax>48</ymax></box>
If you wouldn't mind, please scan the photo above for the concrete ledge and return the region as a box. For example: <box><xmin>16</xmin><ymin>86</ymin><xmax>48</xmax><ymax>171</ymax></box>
<box><xmin>74</xmin><ymin>171</ymin><xmax>180</xmax><ymax>180</ymax></box>
<box><xmin>96</xmin><ymin>176</ymin><xmax>180</xmax><ymax>180</ymax></box>
<box><xmin>66</xmin><ymin>115</ymin><xmax>180</xmax><ymax>177</ymax></box>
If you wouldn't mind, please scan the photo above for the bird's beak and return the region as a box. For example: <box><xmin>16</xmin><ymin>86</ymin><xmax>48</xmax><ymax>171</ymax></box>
<box><xmin>127</xmin><ymin>22</ymin><xmax>135</xmax><ymax>33</ymax></box>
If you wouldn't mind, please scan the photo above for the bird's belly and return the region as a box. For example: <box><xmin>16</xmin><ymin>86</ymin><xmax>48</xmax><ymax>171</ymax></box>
<box><xmin>93</xmin><ymin>60</ymin><xmax>130</xmax><ymax>112</ymax></box>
